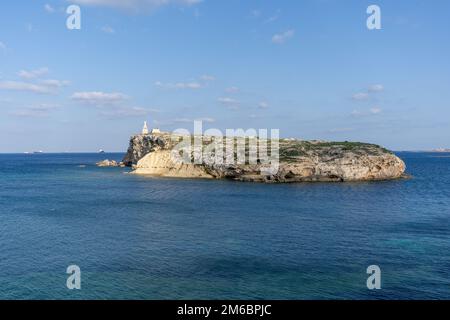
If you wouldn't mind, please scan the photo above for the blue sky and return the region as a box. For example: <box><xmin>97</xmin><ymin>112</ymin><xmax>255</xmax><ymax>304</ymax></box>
<box><xmin>0</xmin><ymin>0</ymin><xmax>449</xmax><ymax>152</ymax></box>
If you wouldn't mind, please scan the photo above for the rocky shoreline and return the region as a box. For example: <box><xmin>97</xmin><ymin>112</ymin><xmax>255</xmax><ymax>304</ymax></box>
<box><xmin>110</xmin><ymin>132</ymin><xmax>407</xmax><ymax>183</ymax></box>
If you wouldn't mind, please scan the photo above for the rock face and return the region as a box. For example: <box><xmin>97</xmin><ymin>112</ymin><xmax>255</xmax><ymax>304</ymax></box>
<box><xmin>122</xmin><ymin>135</ymin><xmax>166</xmax><ymax>167</ymax></box>
<box><xmin>122</xmin><ymin>133</ymin><xmax>406</xmax><ymax>183</ymax></box>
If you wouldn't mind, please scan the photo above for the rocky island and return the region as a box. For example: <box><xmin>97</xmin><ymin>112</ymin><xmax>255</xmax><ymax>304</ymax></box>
<box><xmin>119</xmin><ymin>131</ymin><xmax>406</xmax><ymax>183</ymax></box>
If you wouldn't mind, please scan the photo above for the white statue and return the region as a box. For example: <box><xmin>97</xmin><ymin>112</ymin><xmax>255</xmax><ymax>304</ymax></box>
<box><xmin>142</xmin><ymin>121</ymin><xmax>149</xmax><ymax>135</ymax></box>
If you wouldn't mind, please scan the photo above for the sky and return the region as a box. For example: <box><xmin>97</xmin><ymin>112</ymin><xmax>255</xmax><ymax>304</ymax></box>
<box><xmin>0</xmin><ymin>0</ymin><xmax>449</xmax><ymax>152</ymax></box>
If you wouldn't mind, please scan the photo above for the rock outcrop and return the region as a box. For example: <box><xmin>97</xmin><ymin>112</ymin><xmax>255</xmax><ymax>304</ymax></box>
<box><xmin>122</xmin><ymin>134</ymin><xmax>166</xmax><ymax>166</ymax></box>
<box><xmin>96</xmin><ymin>159</ymin><xmax>125</xmax><ymax>167</ymax></box>
<box><xmin>122</xmin><ymin>132</ymin><xmax>406</xmax><ymax>183</ymax></box>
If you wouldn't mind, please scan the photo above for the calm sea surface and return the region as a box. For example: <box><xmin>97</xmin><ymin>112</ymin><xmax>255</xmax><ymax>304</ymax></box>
<box><xmin>0</xmin><ymin>152</ymin><xmax>449</xmax><ymax>299</ymax></box>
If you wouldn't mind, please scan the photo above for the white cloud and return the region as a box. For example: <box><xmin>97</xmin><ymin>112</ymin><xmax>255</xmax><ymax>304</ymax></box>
<box><xmin>218</xmin><ymin>97</ymin><xmax>239</xmax><ymax>109</ymax></box>
<box><xmin>101</xmin><ymin>25</ymin><xmax>115</xmax><ymax>34</ymax></box>
<box><xmin>18</xmin><ymin>67</ymin><xmax>49</xmax><ymax>80</ymax></box>
<box><xmin>155</xmin><ymin>75</ymin><xmax>214</xmax><ymax>90</ymax></box>
<box><xmin>368</xmin><ymin>84</ymin><xmax>384</xmax><ymax>92</ymax></box>
<box><xmin>370</xmin><ymin>107</ymin><xmax>382</xmax><ymax>114</ymax></box>
<box><xmin>179</xmin><ymin>82</ymin><xmax>203</xmax><ymax>89</ymax></box>
<box><xmin>1</xmin><ymin>69</ymin><xmax>69</xmax><ymax>94</ymax></box>
<box><xmin>351</xmin><ymin>109</ymin><xmax>363</xmax><ymax>117</ymax></box>
<box><xmin>197</xmin><ymin>117</ymin><xmax>215</xmax><ymax>123</ymax></box>
<box><xmin>200</xmin><ymin>74</ymin><xmax>215</xmax><ymax>81</ymax></box>
<box><xmin>265</xmin><ymin>9</ymin><xmax>281</xmax><ymax>23</ymax></box>
<box><xmin>272</xmin><ymin>29</ymin><xmax>295</xmax><ymax>44</ymax></box>
<box><xmin>352</xmin><ymin>92</ymin><xmax>369</xmax><ymax>101</ymax></box>
<box><xmin>249</xmin><ymin>113</ymin><xmax>263</xmax><ymax>119</ymax></box>
<box><xmin>0</xmin><ymin>81</ymin><xmax>54</xmax><ymax>94</ymax></box>
<box><xmin>0</xmin><ymin>66</ymin><xmax>69</xmax><ymax>94</ymax></box>
<box><xmin>351</xmin><ymin>108</ymin><xmax>382</xmax><ymax>117</ymax></box>
<box><xmin>155</xmin><ymin>81</ymin><xmax>203</xmax><ymax>90</ymax></box>
<box><xmin>44</xmin><ymin>4</ymin><xmax>55</xmax><ymax>13</ymax></box>
<box><xmin>71</xmin><ymin>91</ymin><xmax>128</xmax><ymax>105</ymax></box>
<box><xmin>352</xmin><ymin>84</ymin><xmax>384</xmax><ymax>100</ymax></box>
<box><xmin>70</xmin><ymin>0</ymin><xmax>202</xmax><ymax>11</ymax></box>
<box><xmin>71</xmin><ymin>90</ymin><xmax>158</xmax><ymax>117</ymax></box>
<box><xmin>0</xmin><ymin>41</ymin><xmax>6</xmax><ymax>52</ymax></box>
<box><xmin>258</xmin><ymin>101</ymin><xmax>269</xmax><ymax>109</ymax></box>
<box><xmin>40</xmin><ymin>79</ymin><xmax>70</xmax><ymax>87</ymax></box>
<box><xmin>251</xmin><ymin>9</ymin><xmax>261</xmax><ymax>18</ymax></box>
<box><xmin>251</xmin><ymin>8</ymin><xmax>280</xmax><ymax>23</ymax></box>
<box><xmin>225</xmin><ymin>86</ymin><xmax>239</xmax><ymax>94</ymax></box>
<box><xmin>352</xmin><ymin>84</ymin><xmax>384</xmax><ymax>101</ymax></box>
<box><xmin>181</xmin><ymin>0</ymin><xmax>202</xmax><ymax>4</ymax></box>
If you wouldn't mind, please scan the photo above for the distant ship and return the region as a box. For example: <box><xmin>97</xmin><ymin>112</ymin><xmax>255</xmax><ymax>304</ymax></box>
<box><xmin>99</xmin><ymin>149</ymin><xmax>106</xmax><ymax>154</ymax></box>
<box><xmin>33</xmin><ymin>150</ymin><xmax>44</xmax><ymax>154</ymax></box>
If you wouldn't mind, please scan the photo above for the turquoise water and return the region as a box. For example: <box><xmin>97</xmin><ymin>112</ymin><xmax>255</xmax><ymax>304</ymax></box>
<box><xmin>0</xmin><ymin>152</ymin><xmax>449</xmax><ymax>299</ymax></box>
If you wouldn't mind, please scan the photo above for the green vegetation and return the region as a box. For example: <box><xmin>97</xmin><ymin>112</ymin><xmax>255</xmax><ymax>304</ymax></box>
<box><xmin>278</xmin><ymin>140</ymin><xmax>392</xmax><ymax>162</ymax></box>
<box><xmin>168</xmin><ymin>135</ymin><xmax>392</xmax><ymax>164</ymax></box>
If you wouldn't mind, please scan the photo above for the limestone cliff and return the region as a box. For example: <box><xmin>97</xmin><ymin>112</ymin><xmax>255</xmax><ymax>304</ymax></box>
<box><xmin>122</xmin><ymin>132</ymin><xmax>406</xmax><ymax>183</ymax></box>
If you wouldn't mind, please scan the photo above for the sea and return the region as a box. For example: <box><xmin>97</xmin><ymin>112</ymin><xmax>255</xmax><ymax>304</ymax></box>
<box><xmin>0</xmin><ymin>152</ymin><xmax>449</xmax><ymax>300</ymax></box>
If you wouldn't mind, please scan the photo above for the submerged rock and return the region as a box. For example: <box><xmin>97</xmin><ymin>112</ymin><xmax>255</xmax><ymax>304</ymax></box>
<box><xmin>122</xmin><ymin>132</ymin><xmax>406</xmax><ymax>183</ymax></box>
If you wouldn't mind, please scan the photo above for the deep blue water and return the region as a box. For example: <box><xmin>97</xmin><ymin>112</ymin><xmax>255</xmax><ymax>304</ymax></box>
<box><xmin>0</xmin><ymin>152</ymin><xmax>449</xmax><ymax>300</ymax></box>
